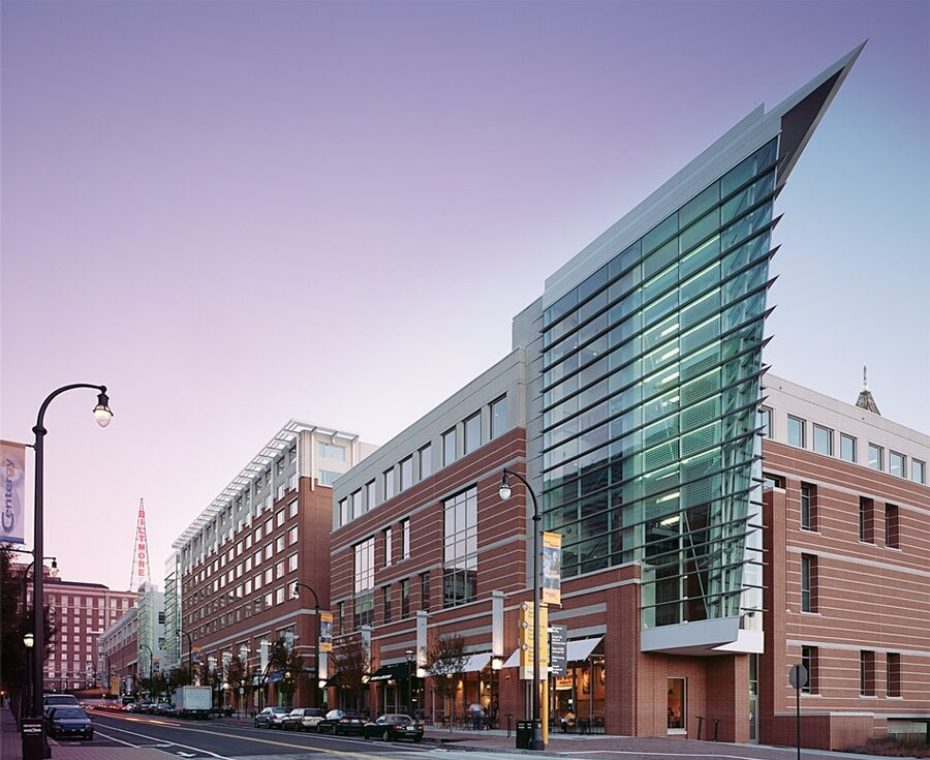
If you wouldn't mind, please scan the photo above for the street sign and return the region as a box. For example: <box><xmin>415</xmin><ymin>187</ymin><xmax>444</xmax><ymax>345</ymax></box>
<box><xmin>789</xmin><ymin>664</ymin><xmax>808</xmax><ymax>690</ymax></box>
<box><xmin>549</xmin><ymin>625</ymin><xmax>567</xmax><ymax>676</ymax></box>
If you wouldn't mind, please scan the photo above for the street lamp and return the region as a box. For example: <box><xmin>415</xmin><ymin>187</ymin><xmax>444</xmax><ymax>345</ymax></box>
<box><xmin>140</xmin><ymin>644</ymin><xmax>154</xmax><ymax>695</ymax></box>
<box><xmin>178</xmin><ymin>630</ymin><xmax>194</xmax><ymax>682</ymax></box>
<box><xmin>499</xmin><ymin>468</ymin><xmax>544</xmax><ymax>750</ymax></box>
<box><xmin>291</xmin><ymin>582</ymin><xmax>321</xmax><ymax>707</ymax></box>
<box><xmin>405</xmin><ymin>648</ymin><xmax>415</xmax><ymax>717</ymax></box>
<box><xmin>27</xmin><ymin>383</ymin><xmax>111</xmax><ymax>760</ymax></box>
<box><xmin>19</xmin><ymin>555</ymin><xmax>58</xmax><ymax>614</ymax></box>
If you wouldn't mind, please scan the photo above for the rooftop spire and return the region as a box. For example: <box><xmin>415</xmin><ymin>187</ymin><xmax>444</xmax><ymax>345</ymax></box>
<box><xmin>856</xmin><ymin>365</ymin><xmax>881</xmax><ymax>415</ymax></box>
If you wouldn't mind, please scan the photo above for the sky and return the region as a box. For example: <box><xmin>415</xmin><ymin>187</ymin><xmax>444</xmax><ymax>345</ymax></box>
<box><xmin>2</xmin><ymin>0</ymin><xmax>928</xmax><ymax>592</ymax></box>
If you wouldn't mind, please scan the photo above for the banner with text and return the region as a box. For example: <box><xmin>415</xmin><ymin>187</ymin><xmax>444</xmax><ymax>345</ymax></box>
<box><xmin>1</xmin><ymin>440</ymin><xmax>26</xmax><ymax>545</ymax></box>
<box><xmin>319</xmin><ymin>611</ymin><xmax>334</xmax><ymax>653</ymax></box>
<box><xmin>518</xmin><ymin>601</ymin><xmax>548</xmax><ymax>680</ymax></box>
<box><xmin>542</xmin><ymin>532</ymin><xmax>562</xmax><ymax>606</ymax></box>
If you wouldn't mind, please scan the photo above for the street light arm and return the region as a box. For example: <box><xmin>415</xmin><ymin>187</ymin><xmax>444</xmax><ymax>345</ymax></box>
<box><xmin>34</xmin><ymin>384</ymin><xmax>108</xmax><ymax>432</ymax></box>
<box><xmin>502</xmin><ymin>468</ymin><xmax>540</xmax><ymax>520</ymax></box>
<box><xmin>292</xmin><ymin>581</ymin><xmax>321</xmax><ymax>613</ymax></box>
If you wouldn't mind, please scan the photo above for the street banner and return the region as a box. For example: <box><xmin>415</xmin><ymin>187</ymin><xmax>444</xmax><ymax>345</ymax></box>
<box><xmin>518</xmin><ymin>601</ymin><xmax>548</xmax><ymax>680</ymax></box>
<box><xmin>319</xmin><ymin>611</ymin><xmax>333</xmax><ymax>653</ymax></box>
<box><xmin>1</xmin><ymin>440</ymin><xmax>26</xmax><ymax>545</ymax></box>
<box><xmin>542</xmin><ymin>532</ymin><xmax>562</xmax><ymax>606</ymax></box>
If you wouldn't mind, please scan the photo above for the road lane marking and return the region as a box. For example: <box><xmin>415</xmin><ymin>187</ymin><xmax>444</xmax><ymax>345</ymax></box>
<box><xmin>562</xmin><ymin>752</ymin><xmax>795</xmax><ymax>759</ymax></box>
<box><xmin>86</xmin><ymin>729</ymin><xmax>141</xmax><ymax>748</ymax></box>
<box><xmin>99</xmin><ymin>721</ymin><xmax>391</xmax><ymax>760</ymax></box>
<box><xmin>94</xmin><ymin>724</ymin><xmax>236</xmax><ymax>759</ymax></box>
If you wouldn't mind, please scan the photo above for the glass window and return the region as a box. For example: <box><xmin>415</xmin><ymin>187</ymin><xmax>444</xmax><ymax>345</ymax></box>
<box><xmin>400</xmin><ymin>578</ymin><xmax>410</xmax><ymax>618</ymax></box>
<box><xmin>889</xmin><ymin>451</ymin><xmax>905</xmax><ymax>478</ymax></box>
<box><xmin>859</xmin><ymin>497</ymin><xmax>874</xmax><ymax>543</ymax></box>
<box><xmin>420</xmin><ymin>572</ymin><xmax>430</xmax><ymax>611</ymax></box>
<box><xmin>801</xmin><ymin>646</ymin><xmax>817</xmax><ymax>694</ymax></box>
<box><xmin>812</xmin><ymin>425</ymin><xmax>833</xmax><ymax>456</ymax></box>
<box><xmin>490</xmin><ymin>395</ymin><xmax>509</xmax><ymax>439</ymax></box>
<box><xmin>353</xmin><ymin>537</ymin><xmax>375</xmax><ymax>628</ymax></box>
<box><xmin>287</xmin><ymin>526</ymin><xmax>298</xmax><ymax>545</ymax></box>
<box><xmin>365</xmin><ymin>480</ymin><xmax>376</xmax><ymax>511</ymax></box>
<box><xmin>801</xmin><ymin>554</ymin><xmax>816</xmax><ymax>612</ymax></box>
<box><xmin>788</xmin><ymin>416</ymin><xmax>805</xmax><ymax>448</ymax></box>
<box><xmin>443</xmin><ymin>486</ymin><xmax>478</xmax><ymax>607</ymax></box>
<box><xmin>419</xmin><ymin>444</ymin><xmax>432</xmax><ymax>480</ymax></box>
<box><xmin>318</xmin><ymin>442</ymin><xmax>345</xmax><ymax>462</ymax></box>
<box><xmin>840</xmin><ymin>434</ymin><xmax>856</xmax><ymax>463</ymax></box>
<box><xmin>383</xmin><ymin>527</ymin><xmax>393</xmax><ymax>567</ymax></box>
<box><xmin>288</xmin><ymin>500</ymin><xmax>298</xmax><ymax>518</ymax></box>
<box><xmin>383</xmin><ymin>586</ymin><xmax>392</xmax><ymax>624</ymax></box>
<box><xmin>338</xmin><ymin>499</ymin><xmax>349</xmax><ymax>527</ymax></box>
<box><xmin>400</xmin><ymin>457</ymin><xmax>413</xmax><ymax>491</ymax></box>
<box><xmin>758</xmin><ymin>406</ymin><xmax>773</xmax><ymax>439</ymax></box>
<box><xmin>319</xmin><ymin>470</ymin><xmax>340</xmax><ymax>487</ymax></box>
<box><xmin>275</xmin><ymin>536</ymin><xmax>285</xmax><ymax>553</ymax></box>
<box><xmin>913</xmin><ymin>459</ymin><xmax>927</xmax><ymax>484</ymax></box>
<box><xmin>275</xmin><ymin>510</ymin><xmax>285</xmax><ymax>528</ymax></box>
<box><xmin>352</xmin><ymin>489</ymin><xmax>363</xmax><ymax>518</ymax></box>
<box><xmin>287</xmin><ymin>554</ymin><xmax>298</xmax><ymax>573</ymax></box>
<box><xmin>442</xmin><ymin>428</ymin><xmax>457</xmax><ymax>466</ymax></box>
<box><xmin>868</xmin><ymin>444</ymin><xmax>883</xmax><ymax>471</ymax></box>
<box><xmin>464</xmin><ymin>412</ymin><xmax>481</xmax><ymax>455</ymax></box>
<box><xmin>887</xmin><ymin>652</ymin><xmax>901</xmax><ymax>698</ymax></box>
<box><xmin>885</xmin><ymin>504</ymin><xmax>899</xmax><ymax>549</ymax></box>
<box><xmin>860</xmin><ymin>650</ymin><xmax>875</xmax><ymax>696</ymax></box>
<box><xmin>402</xmin><ymin>519</ymin><xmax>410</xmax><ymax>559</ymax></box>
<box><xmin>667</xmin><ymin>677</ymin><xmax>686</xmax><ymax>731</ymax></box>
<box><xmin>800</xmin><ymin>483</ymin><xmax>816</xmax><ymax>531</ymax></box>
<box><xmin>383</xmin><ymin>469</ymin><xmax>395</xmax><ymax>501</ymax></box>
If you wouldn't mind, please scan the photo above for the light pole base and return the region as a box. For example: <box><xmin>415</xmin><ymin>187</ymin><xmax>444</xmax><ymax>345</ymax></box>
<box><xmin>529</xmin><ymin>738</ymin><xmax>546</xmax><ymax>751</ymax></box>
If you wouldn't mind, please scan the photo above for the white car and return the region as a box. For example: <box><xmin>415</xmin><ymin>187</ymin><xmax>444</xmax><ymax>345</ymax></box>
<box><xmin>282</xmin><ymin>707</ymin><xmax>326</xmax><ymax>731</ymax></box>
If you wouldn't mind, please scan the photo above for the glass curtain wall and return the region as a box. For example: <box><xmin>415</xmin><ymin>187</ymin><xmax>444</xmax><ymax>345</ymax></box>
<box><xmin>540</xmin><ymin>139</ymin><xmax>777</xmax><ymax>628</ymax></box>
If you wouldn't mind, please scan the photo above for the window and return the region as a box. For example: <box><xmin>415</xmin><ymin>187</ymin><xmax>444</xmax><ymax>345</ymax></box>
<box><xmin>885</xmin><ymin>504</ymin><xmax>899</xmax><ymax>549</ymax></box>
<box><xmin>800</xmin><ymin>554</ymin><xmax>817</xmax><ymax>612</ymax></box>
<box><xmin>383</xmin><ymin>469</ymin><xmax>395</xmax><ymax>501</ymax></box>
<box><xmin>338</xmin><ymin>498</ymin><xmax>349</xmax><ymax>526</ymax></box>
<box><xmin>840</xmin><ymin>434</ymin><xmax>856</xmax><ymax>463</ymax></box>
<box><xmin>275</xmin><ymin>587</ymin><xmax>285</xmax><ymax>605</ymax></box>
<box><xmin>667</xmin><ymin>677</ymin><xmax>686</xmax><ymax>731</ymax></box>
<box><xmin>399</xmin><ymin>457</ymin><xmax>413</xmax><ymax>491</ymax></box>
<box><xmin>758</xmin><ymin>406</ymin><xmax>773</xmax><ymax>439</ymax></box>
<box><xmin>800</xmin><ymin>483</ymin><xmax>817</xmax><ymax>531</ymax></box>
<box><xmin>353</xmin><ymin>538</ymin><xmax>375</xmax><ymax>629</ymax></box>
<box><xmin>418</xmin><ymin>444</ymin><xmax>432</xmax><ymax>480</ymax></box>
<box><xmin>868</xmin><ymin>443</ymin><xmax>883</xmax><ymax>471</ymax></box>
<box><xmin>443</xmin><ymin>486</ymin><xmax>478</xmax><ymax>607</ymax></box>
<box><xmin>913</xmin><ymin>459</ymin><xmax>927</xmax><ymax>485</ymax></box>
<box><xmin>383</xmin><ymin>527</ymin><xmax>393</xmax><ymax>567</ymax></box>
<box><xmin>763</xmin><ymin>472</ymin><xmax>785</xmax><ymax>489</ymax></box>
<box><xmin>365</xmin><ymin>480</ymin><xmax>376</xmax><ymax>511</ymax></box>
<box><xmin>859</xmin><ymin>497</ymin><xmax>874</xmax><ymax>543</ymax></box>
<box><xmin>788</xmin><ymin>416</ymin><xmax>805</xmax><ymax>448</ymax></box>
<box><xmin>352</xmin><ymin>489</ymin><xmax>363</xmax><ymax>518</ymax></box>
<box><xmin>860</xmin><ymin>650</ymin><xmax>876</xmax><ymax>696</ymax></box>
<box><xmin>887</xmin><ymin>653</ymin><xmax>901</xmax><ymax>697</ymax></box>
<box><xmin>889</xmin><ymin>451</ymin><xmax>905</xmax><ymax>478</ymax></box>
<box><xmin>464</xmin><ymin>412</ymin><xmax>481</xmax><ymax>455</ymax></box>
<box><xmin>442</xmin><ymin>428</ymin><xmax>457</xmax><ymax>466</ymax></box>
<box><xmin>287</xmin><ymin>554</ymin><xmax>298</xmax><ymax>573</ymax></box>
<box><xmin>401</xmin><ymin>519</ymin><xmax>410</xmax><ymax>559</ymax></box>
<box><xmin>264</xmin><ymin>544</ymin><xmax>273</xmax><ymax>560</ymax></box>
<box><xmin>801</xmin><ymin>646</ymin><xmax>817</xmax><ymax>694</ymax></box>
<box><xmin>318</xmin><ymin>442</ymin><xmax>345</xmax><ymax>462</ymax></box>
<box><xmin>337</xmin><ymin>601</ymin><xmax>345</xmax><ymax>635</ymax></box>
<box><xmin>490</xmin><ymin>395</ymin><xmax>509</xmax><ymax>439</ymax></box>
<box><xmin>400</xmin><ymin>578</ymin><xmax>410</xmax><ymax>618</ymax></box>
<box><xmin>382</xmin><ymin>586</ymin><xmax>392</xmax><ymax>624</ymax></box>
<box><xmin>813</xmin><ymin>425</ymin><xmax>833</xmax><ymax>456</ymax></box>
<box><xmin>319</xmin><ymin>470</ymin><xmax>340</xmax><ymax>487</ymax></box>
<box><xmin>275</xmin><ymin>536</ymin><xmax>285</xmax><ymax>553</ymax></box>
<box><xmin>287</xmin><ymin>526</ymin><xmax>298</xmax><ymax>546</ymax></box>
<box><xmin>275</xmin><ymin>509</ymin><xmax>285</xmax><ymax>528</ymax></box>
<box><xmin>420</xmin><ymin>572</ymin><xmax>430</xmax><ymax>612</ymax></box>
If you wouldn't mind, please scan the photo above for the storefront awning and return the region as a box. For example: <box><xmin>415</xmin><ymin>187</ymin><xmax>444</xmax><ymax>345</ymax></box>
<box><xmin>567</xmin><ymin>637</ymin><xmax>603</xmax><ymax>662</ymax></box>
<box><xmin>369</xmin><ymin>663</ymin><xmax>412</xmax><ymax>682</ymax></box>
<box><xmin>461</xmin><ymin>652</ymin><xmax>492</xmax><ymax>673</ymax></box>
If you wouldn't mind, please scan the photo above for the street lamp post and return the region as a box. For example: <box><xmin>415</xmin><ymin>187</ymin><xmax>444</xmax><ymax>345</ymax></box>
<box><xmin>291</xmin><ymin>582</ymin><xmax>321</xmax><ymax>707</ymax></box>
<box><xmin>140</xmin><ymin>644</ymin><xmax>154</xmax><ymax>696</ymax></box>
<box><xmin>26</xmin><ymin>383</ymin><xmax>112</xmax><ymax>760</ymax></box>
<box><xmin>23</xmin><ymin>633</ymin><xmax>35</xmax><ymax>722</ymax></box>
<box><xmin>178</xmin><ymin>630</ymin><xmax>194</xmax><ymax>682</ymax></box>
<box><xmin>405</xmin><ymin>648</ymin><xmax>415</xmax><ymax>717</ymax></box>
<box><xmin>19</xmin><ymin>556</ymin><xmax>58</xmax><ymax>618</ymax></box>
<box><xmin>499</xmin><ymin>468</ymin><xmax>544</xmax><ymax>751</ymax></box>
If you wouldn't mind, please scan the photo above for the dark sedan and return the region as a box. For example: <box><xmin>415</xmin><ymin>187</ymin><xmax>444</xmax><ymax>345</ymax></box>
<box><xmin>317</xmin><ymin>709</ymin><xmax>366</xmax><ymax>736</ymax></box>
<box><xmin>47</xmin><ymin>707</ymin><xmax>94</xmax><ymax>740</ymax></box>
<box><xmin>364</xmin><ymin>713</ymin><xmax>424</xmax><ymax>742</ymax></box>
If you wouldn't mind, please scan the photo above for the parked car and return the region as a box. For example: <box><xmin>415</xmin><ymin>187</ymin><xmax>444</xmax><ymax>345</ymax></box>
<box><xmin>364</xmin><ymin>713</ymin><xmax>424</xmax><ymax>743</ymax></box>
<box><xmin>154</xmin><ymin>702</ymin><xmax>174</xmax><ymax>715</ymax></box>
<box><xmin>42</xmin><ymin>694</ymin><xmax>80</xmax><ymax>717</ymax></box>
<box><xmin>282</xmin><ymin>707</ymin><xmax>326</xmax><ymax>731</ymax></box>
<box><xmin>46</xmin><ymin>707</ymin><xmax>94</xmax><ymax>740</ymax></box>
<box><xmin>253</xmin><ymin>706</ymin><xmax>289</xmax><ymax>729</ymax></box>
<box><xmin>318</xmin><ymin>709</ymin><xmax>366</xmax><ymax>736</ymax></box>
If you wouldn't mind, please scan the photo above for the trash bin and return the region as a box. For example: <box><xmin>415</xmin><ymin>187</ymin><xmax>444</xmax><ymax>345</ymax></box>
<box><xmin>515</xmin><ymin>720</ymin><xmax>541</xmax><ymax>749</ymax></box>
<box><xmin>21</xmin><ymin>718</ymin><xmax>44</xmax><ymax>759</ymax></box>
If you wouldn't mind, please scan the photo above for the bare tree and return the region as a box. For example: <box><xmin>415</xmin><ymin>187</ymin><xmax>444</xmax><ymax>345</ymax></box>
<box><xmin>331</xmin><ymin>638</ymin><xmax>370</xmax><ymax>712</ymax></box>
<box><xmin>426</xmin><ymin>632</ymin><xmax>468</xmax><ymax>724</ymax></box>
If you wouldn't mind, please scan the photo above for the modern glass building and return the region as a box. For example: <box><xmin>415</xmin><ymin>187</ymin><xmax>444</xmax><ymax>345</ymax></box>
<box><xmin>515</xmin><ymin>43</ymin><xmax>864</xmax><ymax>655</ymax></box>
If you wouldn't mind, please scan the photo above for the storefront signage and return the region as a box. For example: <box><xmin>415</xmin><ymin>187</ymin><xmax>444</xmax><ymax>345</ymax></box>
<box><xmin>549</xmin><ymin>625</ymin><xmax>567</xmax><ymax>676</ymax></box>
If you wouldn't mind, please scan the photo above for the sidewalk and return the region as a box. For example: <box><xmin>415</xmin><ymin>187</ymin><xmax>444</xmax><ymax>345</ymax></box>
<box><xmin>0</xmin><ymin>706</ymin><xmax>165</xmax><ymax>760</ymax></box>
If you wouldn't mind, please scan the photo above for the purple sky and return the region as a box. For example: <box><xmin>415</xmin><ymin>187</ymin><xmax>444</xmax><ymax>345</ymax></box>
<box><xmin>2</xmin><ymin>1</ymin><xmax>928</xmax><ymax>591</ymax></box>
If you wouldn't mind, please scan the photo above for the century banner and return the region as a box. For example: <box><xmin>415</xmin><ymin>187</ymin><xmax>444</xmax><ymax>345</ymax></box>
<box><xmin>319</xmin><ymin>611</ymin><xmax>333</xmax><ymax>653</ymax></box>
<box><xmin>542</xmin><ymin>532</ymin><xmax>562</xmax><ymax>606</ymax></box>
<box><xmin>1</xmin><ymin>440</ymin><xmax>26</xmax><ymax>545</ymax></box>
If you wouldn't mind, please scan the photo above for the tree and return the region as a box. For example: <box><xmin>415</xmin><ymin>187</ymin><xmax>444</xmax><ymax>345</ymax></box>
<box><xmin>266</xmin><ymin>636</ymin><xmax>303</xmax><ymax>708</ymax></box>
<box><xmin>426</xmin><ymin>632</ymin><xmax>468</xmax><ymax>723</ymax></box>
<box><xmin>330</xmin><ymin>637</ymin><xmax>370</xmax><ymax>712</ymax></box>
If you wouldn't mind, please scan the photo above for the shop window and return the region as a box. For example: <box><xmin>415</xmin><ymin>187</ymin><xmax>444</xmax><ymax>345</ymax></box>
<box><xmin>667</xmin><ymin>677</ymin><xmax>686</xmax><ymax>731</ymax></box>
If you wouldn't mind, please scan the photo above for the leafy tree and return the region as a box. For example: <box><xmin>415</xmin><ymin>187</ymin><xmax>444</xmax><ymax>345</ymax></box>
<box><xmin>331</xmin><ymin>637</ymin><xmax>370</xmax><ymax>712</ymax></box>
<box><xmin>267</xmin><ymin>636</ymin><xmax>303</xmax><ymax>708</ymax></box>
<box><xmin>426</xmin><ymin>632</ymin><xmax>468</xmax><ymax>721</ymax></box>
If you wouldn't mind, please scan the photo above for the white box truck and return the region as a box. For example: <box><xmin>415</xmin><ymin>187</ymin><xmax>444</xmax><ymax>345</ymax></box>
<box><xmin>173</xmin><ymin>686</ymin><xmax>212</xmax><ymax>719</ymax></box>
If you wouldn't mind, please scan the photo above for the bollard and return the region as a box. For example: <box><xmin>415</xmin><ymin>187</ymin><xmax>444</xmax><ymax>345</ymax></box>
<box><xmin>696</xmin><ymin>715</ymin><xmax>704</xmax><ymax>740</ymax></box>
<box><xmin>713</xmin><ymin>718</ymin><xmax>719</xmax><ymax>742</ymax></box>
